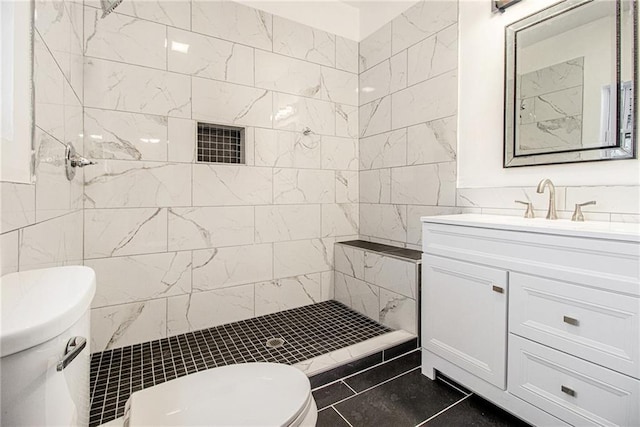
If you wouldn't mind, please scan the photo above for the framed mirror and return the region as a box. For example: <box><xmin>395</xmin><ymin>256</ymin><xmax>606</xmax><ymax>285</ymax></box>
<box><xmin>504</xmin><ymin>0</ymin><xmax>637</xmax><ymax>167</ymax></box>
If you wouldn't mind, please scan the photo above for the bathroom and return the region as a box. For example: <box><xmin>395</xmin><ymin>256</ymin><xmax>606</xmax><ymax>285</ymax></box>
<box><xmin>1</xmin><ymin>0</ymin><xmax>638</xmax><ymax>425</ymax></box>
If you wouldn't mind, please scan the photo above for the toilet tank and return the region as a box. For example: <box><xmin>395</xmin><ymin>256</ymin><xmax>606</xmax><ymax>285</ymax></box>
<box><xmin>0</xmin><ymin>266</ymin><xmax>96</xmax><ymax>426</ymax></box>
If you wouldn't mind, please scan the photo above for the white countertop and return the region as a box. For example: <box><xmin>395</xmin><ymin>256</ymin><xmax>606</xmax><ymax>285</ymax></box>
<box><xmin>420</xmin><ymin>214</ymin><xmax>640</xmax><ymax>243</ymax></box>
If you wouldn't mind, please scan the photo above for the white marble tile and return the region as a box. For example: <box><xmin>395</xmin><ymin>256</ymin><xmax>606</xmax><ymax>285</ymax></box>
<box><xmin>391</xmin><ymin>162</ymin><xmax>457</xmax><ymax>206</ymax></box>
<box><xmin>518</xmin><ymin>117</ymin><xmax>582</xmax><ymax>155</ymax></box>
<box><xmin>321</xmin><ymin>270</ymin><xmax>334</xmax><ymax>301</ymax></box>
<box><xmin>406</xmin><ymin>205</ymin><xmax>465</xmax><ymax>245</ymax></box>
<box><xmin>84</xmin><ymin>108</ymin><xmax>168</xmax><ymax>161</ymax></box>
<box><xmin>322</xmin><ymin>137</ymin><xmax>358</xmax><ymax>171</ymax></box>
<box><xmin>334</xmin><ymin>271</ymin><xmax>379</xmax><ymax>321</ymax></box>
<box><xmin>192</xmin><ymin>1</ymin><xmax>272</xmax><ymax>50</ymax></box>
<box><xmin>520</xmin><ymin>58</ymin><xmax>584</xmax><ymax>99</ymax></box>
<box><xmin>359</xmin><ymin>204</ymin><xmax>407</xmax><ymax>243</ymax></box>
<box><xmin>273</xmin><ymin>93</ymin><xmax>335</xmax><ymax>136</ymax></box>
<box><xmin>390</xmin><ymin>50</ymin><xmax>408</xmax><ymax>93</ymax></box>
<box><xmin>360</xmin><ymin>169</ymin><xmax>391</xmax><ymax>204</ymax></box>
<box><xmin>273</xmin><ymin>238</ymin><xmax>333</xmax><ymax>278</ymax></box>
<box><xmin>0</xmin><ymin>231</ymin><xmax>19</xmax><ymax>276</ymax></box>
<box><xmin>255</xmin><ymin>273</ymin><xmax>322</xmax><ymax>316</ymax></box>
<box><xmin>255</xmin><ymin>205</ymin><xmax>321</xmax><ymax>243</ymax></box>
<box><xmin>273</xmin><ymin>169</ymin><xmax>335</xmax><ymax>204</ymax></box>
<box><xmin>34</xmin><ymin>33</ymin><xmax>64</xmax><ymax>142</ymax></box>
<box><xmin>192</xmin><ymin>164</ymin><xmax>272</xmax><ymax>206</ymax></box>
<box><xmin>359</xmin><ymin>96</ymin><xmax>392</xmax><ymax>138</ymax></box>
<box><xmin>168</xmin><ymin>27</ymin><xmax>254</xmax><ymax>86</ymax></box>
<box><xmin>84</xmin><ymin>58</ymin><xmax>191</xmax><ymax>118</ymax></box>
<box><xmin>359</xmin><ymin>22</ymin><xmax>391</xmax><ymax>72</ymax></box>
<box><xmin>336</xmin><ymin>171</ymin><xmax>359</xmax><ymax>204</ymax></box>
<box><xmin>84</xmin><ymin>161</ymin><xmax>191</xmax><ymax>208</ymax></box>
<box><xmin>392</xmin><ymin>70</ymin><xmax>458</xmax><ymax>130</ymax></box>
<box><xmin>322</xmin><ymin>204</ymin><xmax>358</xmax><ymax>237</ymax></box>
<box><xmin>293</xmin><ymin>330</ymin><xmax>416</xmax><ymax>376</ymax></box>
<box><xmin>565</xmin><ymin>186</ymin><xmax>640</xmax><ymax>215</ymax></box>
<box><xmin>336</xmin><ymin>36</ymin><xmax>358</xmax><ymax>73</ymax></box>
<box><xmin>34</xmin><ymin>130</ymin><xmax>81</xmax><ymax>222</ymax></box>
<box><xmin>35</xmin><ymin>0</ymin><xmax>84</xmax><ymax>98</ymax></box>
<box><xmin>84</xmin><ymin>6</ymin><xmax>166</xmax><ymax>69</ymax></box>
<box><xmin>254</xmin><ymin>128</ymin><xmax>321</xmax><ymax>169</ymax></box>
<box><xmin>334</xmin><ymin>244</ymin><xmax>365</xmax><ymax>280</ymax></box>
<box><xmin>167</xmin><ymin>285</ymin><xmax>254</xmax><ymax>336</ymax></box>
<box><xmin>168</xmin><ymin>206</ymin><xmax>254</xmax><ymax>251</ymax></box>
<box><xmin>255</xmin><ymin>50</ymin><xmax>322</xmax><ymax>98</ymax></box>
<box><xmin>192</xmin><ymin>244</ymin><xmax>272</xmax><ymax>291</ymax></box>
<box><xmin>90</xmin><ymin>299</ymin><xmax>167</xmax><ymax>352</ymax></box>
<box><xmin>359</xmin><ymin>60</ymin><xmax>392</xmax><ymax>106</ymax></box>
<box><xmin>19</xmin><ymin>211</ymin><xmax>83</xmax><ymax>270</ymax></box>
<box><xmin>192</xmin><ymin>78</ymin><xmax>272</xmax><ymax>128</ymax></box>
<box><xmin>360</xmin><ymin>128</ymin><xmax>407</xmax><ymax>170</ymax></box>
<box><xmin>408</xmin><ymin>24</ymin><xmax>457</xmax><ymax>86</ymax></box>
<box><xmin>167</xmin><ymin>117</ymin><xmax>195</xmax><ymax>163</ymax></box>
<box><xmin>336</xmin><ymin>104</ymin><xmax>359</xmax><ymax>139</ymax></box>
<box><xmin>611</xmin><ymin>213</ymin><xmax>640</xmax><ymax>223</ymax></box>
<box><xmin>379</xmin><ymin>289</ymin><xmax>416</xmax><ymax>334</ymax></box>
<box><xmin>407</xmin><ymin>116</ymin><xmax>457</xmax><ymax>165</ymax></box>
<box><xmin>392</xmin><ymin>1</ymin><xmax>457</xmax><ymax>55</ymax></box>
<box><xmin>321</xmin><ymin>67</ymin><xmax>358</xmax><ymax>106</ymax></box>
<box><xmin>456</xmin><ymin>186</ymin><xmax>567</xmax><ymax>211</ymax></box>
<box><xmin>87</xmin><ymin>252</ymin><xmax>191</xmax><ymax>308</ymax></box>
<box><xmin>1</xmin><ymin>183</ymin><xmax>35</xmax><ymax>233</ymax></box>
<box><xmin>84</xmin><ymin>208</ymin><xmax>167</xmax><ymax>259</ymax></box>
<box><xmin>273</xmin><ymin>16</ymin><xmax>335</xmax><ymax>67</ymax></box>
<box><xmin>364</xmin><ymin>252</ymin><xmax>416</xmax><ymax>298</ymax></box>
<box><xmin>87</xmin><ymin>0</ymin><xmax>191</xmax><ymax>29</ymax></box>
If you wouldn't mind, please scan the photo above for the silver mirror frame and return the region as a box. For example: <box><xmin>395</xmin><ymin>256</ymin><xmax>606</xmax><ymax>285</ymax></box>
<box><xmin>503</xmin><ymin>0</ymin><xmax>638</xmax><ymax>168</ymax></box>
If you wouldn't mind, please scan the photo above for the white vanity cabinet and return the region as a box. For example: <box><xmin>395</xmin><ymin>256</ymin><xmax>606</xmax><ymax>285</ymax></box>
<box><xmin>420</xmin><ymin>214</ymin><xmax>640</xmax><ymax>427</ymax></box>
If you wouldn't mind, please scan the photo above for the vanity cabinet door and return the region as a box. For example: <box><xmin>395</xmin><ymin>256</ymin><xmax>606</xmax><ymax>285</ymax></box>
<box><xmin>422</xmin><ymin>255</ymin><xmax>508</xmax><ymax>389</ymax></box>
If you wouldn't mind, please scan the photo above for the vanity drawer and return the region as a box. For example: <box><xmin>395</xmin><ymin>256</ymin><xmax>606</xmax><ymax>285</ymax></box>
<box><xmin>508</xmin><ymin>335</ymin><xmax>640</xmax><ymax>427</ymax></box>
<box><xmin>509</xmin><ymin>273</ymin><xmax>639</xmax><ymax>379</ymax></box>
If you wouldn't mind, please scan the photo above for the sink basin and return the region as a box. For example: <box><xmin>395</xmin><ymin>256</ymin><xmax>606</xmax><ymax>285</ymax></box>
<box><xmin>0</xmin><ymin>266</ymin><xmax>96</xmax><ymax>357</ymax></box>
<box><xmin>420</xmin><ymin>214</ymin><xmax>640</xmax><ymax>242</ymax></box>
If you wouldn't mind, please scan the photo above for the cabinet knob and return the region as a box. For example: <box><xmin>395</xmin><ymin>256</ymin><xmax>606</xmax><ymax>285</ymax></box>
<box><xmin>563</xmin><ymin>315</ymin><xmax>579</xmax><ymax>326</ymax></box>
<box><xmin>561</xmin><ymin>385</ymin><xmax>576</xmax><ymax>397</ymax></box>
<box><xmin>492</xmin><ymin>285</ymin><xmax>504</xmax><ymax>294</ymax></box>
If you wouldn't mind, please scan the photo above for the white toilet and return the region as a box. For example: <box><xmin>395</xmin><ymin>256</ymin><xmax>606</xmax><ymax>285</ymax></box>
<box><xmin>119</xmin><ymin>362</ymin><xmax>318</xmax><ymax>427</ymax></box>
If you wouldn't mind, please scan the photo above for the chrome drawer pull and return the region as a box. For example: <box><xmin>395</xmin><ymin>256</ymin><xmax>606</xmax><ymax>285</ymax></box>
<box><xmin>492</xmin><ymin>285</ymin><xmax>504</xmax><ymax>294</ymax></box>
<box><xmin>563</xmin><ymin>316</ymin><xmax>580</xmax><ymax>326</ymax></box>
<box><xmin>56</xmin><ymin>337</ymin><xmax>87</xmax><ymax>372</ymax></box>
<box><xmin>561</xmin><ymin>385</ymin><xmax>576</xmax><ymax>397</ymax></box>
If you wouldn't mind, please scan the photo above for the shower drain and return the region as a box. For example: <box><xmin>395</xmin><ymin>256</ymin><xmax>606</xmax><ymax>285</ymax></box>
<box><xmin>265</xmin><ymin>337</ymin><xmax>285</xmax><ymax>349</ymax></box>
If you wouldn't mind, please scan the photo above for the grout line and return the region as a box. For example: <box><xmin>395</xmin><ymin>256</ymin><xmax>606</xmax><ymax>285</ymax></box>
<box><xmin>333</xmin><ymin>406</ymin><xmax>355</xmax><ymax>427</ymax></box>
<box><xmin>414</xmin><ymin>393</ymin><xmax>472</xmax><ymax>427</ymax></box>
<box><xmin>342</xmin><ymin>380</ymin><xmax>358</xmax><ymax>395</ymax></box>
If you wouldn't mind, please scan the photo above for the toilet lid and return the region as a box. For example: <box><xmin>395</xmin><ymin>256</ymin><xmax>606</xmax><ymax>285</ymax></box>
<box><xmin>125</xmin><ymin>362</ymin><xmax>312</xmax><ymax>427</ymax></box>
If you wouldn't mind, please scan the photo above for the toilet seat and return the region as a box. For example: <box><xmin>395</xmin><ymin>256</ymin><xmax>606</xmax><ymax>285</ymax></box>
<box><xmin>123</xmin><ymin>363</ymin><xmax>317</xmax><ymax>427</ymax></box>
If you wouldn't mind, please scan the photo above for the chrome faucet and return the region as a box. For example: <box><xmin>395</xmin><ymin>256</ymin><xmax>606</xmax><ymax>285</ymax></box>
<box><xmin>536</xmin><ymin>179</ymin><xmax>557</xmax><ymax>220</ymax></box>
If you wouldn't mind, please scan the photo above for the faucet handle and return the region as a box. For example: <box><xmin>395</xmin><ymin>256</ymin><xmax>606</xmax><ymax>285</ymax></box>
<box><xmin>571</xmin><ymin>201</ymin><xmax>596</xmax><ymax>222</ymax></box>
<box><xmin>515</xmin><ymin>200</ymin><xmax>535</xmax><ymax>218</ymax></box>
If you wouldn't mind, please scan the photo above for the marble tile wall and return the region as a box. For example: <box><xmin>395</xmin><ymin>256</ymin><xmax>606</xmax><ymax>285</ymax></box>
<box><xmin>356</xmin><ymin>0</ymin><xmax>639</xmax><ymax>251</ymax></box>
<box><xmin>357</xmin><ymin>0</ymin><xmax>463</xmax><ymax>250</ymax></box>
<box><xmin>1</xmin><ymin>0</ymin><xmax>84</xmax><ymax>277</ymax></box>
<box><xmin>81</xmin><ymin>0</ymin><xmax>359</xmax><ymax>351</ymax></box>
<box><xmin>334</xmin><ymin>243</ymin><xmax>418</xmax><ymax>334</ymax></box>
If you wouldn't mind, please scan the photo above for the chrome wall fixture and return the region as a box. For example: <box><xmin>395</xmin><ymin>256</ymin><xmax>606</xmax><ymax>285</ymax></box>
<box><xmin>65</xmin><ymin>143</ymin><xmax>97</xmax><ymax>181</ymax></box>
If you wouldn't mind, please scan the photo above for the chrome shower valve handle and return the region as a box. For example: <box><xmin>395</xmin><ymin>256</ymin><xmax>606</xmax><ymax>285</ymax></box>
<box><xmin>65</xmin><ymin>143</ymin><xmax>97</xmax><ymax>181</ymax></box>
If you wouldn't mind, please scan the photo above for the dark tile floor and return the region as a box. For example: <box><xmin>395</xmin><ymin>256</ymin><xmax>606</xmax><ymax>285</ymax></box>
<box><xmin>89</xmin><ymin>301</ymin><xmax>391</xmax><ymax>426</ymax></box>
<box><xmin>312</xmin><ymin>350</ymin><xmax>532</xmax><ymax>427</ymax></box>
